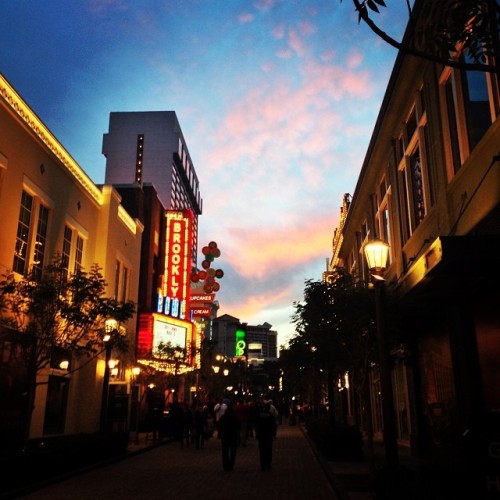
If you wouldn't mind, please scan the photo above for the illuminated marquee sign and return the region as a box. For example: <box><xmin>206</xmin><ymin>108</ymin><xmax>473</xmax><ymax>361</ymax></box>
<box><xmin>137</xmin><ymin>312</ymin><xmax>193</xmax><ymax>363</ymax></box>
<box><xmin>152</xmin><ymin>314</ymin><xmax>187</xmax><ymax>355</ymax></box>
<box><xmin>235</xmin><ymin>328</ymin><xmax>246</xmax><ymax>357</ymax></box>
<box><xmin>160</xmin><ymin>210</ymin><xmax>193</xmax><ymax>319</ymax></box>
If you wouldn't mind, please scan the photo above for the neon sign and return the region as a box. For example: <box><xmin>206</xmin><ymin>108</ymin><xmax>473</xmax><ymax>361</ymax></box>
<box><xmin>235</xmin><ymin>328</ymin><xmax>246</xmax><ymax>357</ymax></box>
<box><xmin>161</xmin><ymin>210</ymin><xmax>193</xmax><ymax>319</ymax></box>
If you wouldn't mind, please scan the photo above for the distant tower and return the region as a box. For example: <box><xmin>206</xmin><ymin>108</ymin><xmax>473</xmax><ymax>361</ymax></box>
<box><xmin>102</xmin><ymin>111</ymin><xmax>203</xmax><ymax>259</ymax></box>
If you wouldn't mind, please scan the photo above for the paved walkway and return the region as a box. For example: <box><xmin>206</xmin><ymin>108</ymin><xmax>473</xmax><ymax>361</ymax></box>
<box><xmin>15</xmin><ymin>425</ymin><xmax>342</xmax><ymax>500</ymax></box>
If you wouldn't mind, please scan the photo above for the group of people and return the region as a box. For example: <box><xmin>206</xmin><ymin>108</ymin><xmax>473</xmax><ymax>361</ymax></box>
<box><xmin>166</xmin><ymin>396</ymin><xmax>280</xmax><ymax>472</ymax></box>
<box><xmin>168</xmin><ymin>400</ymin><xmax>213</xmax><ymax>449</ymax></box>
<box><xmin>214</xmin><ymin>396</ymin><xmax>279</xmax><ymax>472</ymax></box>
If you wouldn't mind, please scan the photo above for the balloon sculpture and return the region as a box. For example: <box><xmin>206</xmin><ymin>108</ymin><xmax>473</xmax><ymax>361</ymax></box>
<box><xmin>191</xmin><ymin>241</ymin><xmax>224</xmax><ymax>293</ymax></box>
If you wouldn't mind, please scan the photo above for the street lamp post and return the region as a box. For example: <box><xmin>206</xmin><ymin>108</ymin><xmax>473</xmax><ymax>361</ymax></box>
<box><xmin>364</xmin><ymin>239</ymin><xmax>399</xmax><ymax>471</ymax></box>
<box><xmin>100</xmin><ymin>318</ymin><xmax>124</xmax><ymax>434</ymax></box>
<box><xmin>100</xmin><ymin>337</ymin><xmax>113</xmax><ymax>433</ymax></box>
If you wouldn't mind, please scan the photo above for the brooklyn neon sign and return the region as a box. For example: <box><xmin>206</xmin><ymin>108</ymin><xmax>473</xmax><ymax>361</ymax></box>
<box><xmin>160</xmin><ymin>209</ymin><xmax>193</xmax><ymax>319</ymax></box>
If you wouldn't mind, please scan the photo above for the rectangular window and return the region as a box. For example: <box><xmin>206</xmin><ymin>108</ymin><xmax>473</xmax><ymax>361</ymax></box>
<box><xmin>440</xmin><ymin>50</ymin><xmax>498</xmax><ymax>179</ymax></box>
<box><xmin>398</xmin><ymin>89</ymin><xmax>433</xmax><ymax>242</ymax></box>
<box><xmin>462</xmin><ymin>60</ymin><xmax>491</xmax><ymax>150</ymax></box>
<box><xmin>375</xmin><ymin>171</ymin><xmax>392</xmax><ymax>265</ymax></box>
<box><xmin>400</xmin><ymin>146</ymin><xmax>426</xmax><ymax>237</ymax></box>
<box><xmin>409</xmin><ymin>146</ymin><xmax>426</xmax><ymax>226</ymax></box>
<box><xmin>121</xmin><ymin>266</ymin><xmax>129</xmax><ymax>302</ymax></box>
<box><xmin>13</xmin><ymin>190</ymin><xmax>34</xmax><ymax>275</ymax></box>
<box><xmin>62</xmin><ymin>225</ymin><xmax>72</xmax><ymax>273</ymax></box>
<box><xmin>74</xmin><ymin>235</ymin><xmax>84</xmax><ymax>272</ymax></box>
<box><xmin>444</xmin><ymin>78</ymin><xmax>462</xmax><ymax>175</ymax></box>
<box><xmin>32</xmin><ymin>205</ymin><xmax>49</xmax><ymax>279</ymax></box>
<box><xmin>114</xmin><ymin>260</ymin><xmax>130</xmax><ymax>302</ymax></box>
<box><xmin>114</xmin><ymin>260</ymin><xmax>121</xmax><ymax>300</ymax></box>
<box><xmin>61</xmin><ymin>225</ymin><xmax>86</xmax><ymax>275</ymax></box>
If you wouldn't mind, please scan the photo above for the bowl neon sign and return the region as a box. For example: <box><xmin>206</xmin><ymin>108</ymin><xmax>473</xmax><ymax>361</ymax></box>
<box><xmin>235</xmin><ymin>328</ymin><xmax>246</xmax><ymax>357</ymax></box>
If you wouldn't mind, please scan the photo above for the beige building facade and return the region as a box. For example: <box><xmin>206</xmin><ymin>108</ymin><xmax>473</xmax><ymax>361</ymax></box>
<box><xmin>0</xmin><ymin>74</ymin><xmax>143</xmax><ymax>441</ymax></box>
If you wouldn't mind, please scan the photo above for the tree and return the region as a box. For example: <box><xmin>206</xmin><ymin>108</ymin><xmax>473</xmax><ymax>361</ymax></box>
<box><xmin>0</xmin><ymin>257</ymin><xmax>135</xmax><ymax>448</ymax></box>
<box><xmin>343</xmin><ymin>0</ymin><xmax>500</xmax><ymax>72</ymax></box>
<box><xmin>292</xmin><ymin>269</ymin><xmax>377</xmax><ymax>425</ymax></box>
<box><xmin>279</xmin><ymin>336</ymin><xmax>321</xmax><ymax>414</ymax></box>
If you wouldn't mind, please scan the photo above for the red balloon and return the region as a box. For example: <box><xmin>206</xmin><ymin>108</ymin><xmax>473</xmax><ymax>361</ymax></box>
<box><xmin>215</xmin><ymin>269</ymin><xmax>224</xmax><ymax>278</ymax></box>
<box><xmin>202</xmin><ymin>260</ymin><xmax>210</xmax><ymax>269</ymax></box>
<box><xmin>213</xmin><ymin>282</ymin><xmax>220</xmax><ymax>291</ymax></box>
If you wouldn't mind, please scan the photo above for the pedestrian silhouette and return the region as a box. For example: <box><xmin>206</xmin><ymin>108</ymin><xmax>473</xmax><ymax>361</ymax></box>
<box><xmin>216</xmin><ymin>398</ymin><xmax>239</xmax><ymax>471</ymax></box>
<box><xmin>255</xmin><ymin>399</ymin><xmax>277</xmax><ymax>471</ymax></box>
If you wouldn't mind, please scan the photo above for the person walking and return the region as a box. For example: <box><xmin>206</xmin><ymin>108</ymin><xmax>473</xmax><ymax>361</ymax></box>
<box><xmin>216</xmin><ymin>398</ymin><xmax>239</xmax><ymax>471</ymax></box>
<box><xmin>255</xmin><ymin>399</ymin><xmax>277</xmax><ymax>471</ymax></box>
<box><xmin>181</xmin><ymin>400</ymin><xmax>194</xmax><ymax>448</ymax></box>
<box><xmin>194</xmin><ymin>401</ymin><xmax>208</xmax><ymax>449</ymax></box>
<box><xmin>234</xmin><ymin>397</ymin><xmax>250</xmax><ymax>447</ymax></box>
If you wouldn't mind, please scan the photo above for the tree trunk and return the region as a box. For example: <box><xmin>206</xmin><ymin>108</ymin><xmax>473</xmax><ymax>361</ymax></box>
<box><xmin>23</xmin><ymin>351</ymin><xmax>38</xmax><ymax>451</ymax></box>
<box><xmin>327</xmin><ymin>366</ymin><xmax>336</xmax><ymax>426</ymax></box>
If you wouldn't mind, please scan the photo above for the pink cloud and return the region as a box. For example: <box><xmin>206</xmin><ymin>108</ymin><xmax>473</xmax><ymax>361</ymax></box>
<box><xmin>272</xmin><ymin>23</ymin><xmax>285</xmax><ymax>39</ymax></box>
<box><xmin>221</xmin><ymin>286</ymin><xmax>294</xmax><ymax>321</ymax></box>
<box><xmin>224</xmin><ymin>214</ymin><xmax>338</xmax><ymax>280</ymax></box>
<box><xmin>346</xmin><ymin>50</ymin><xmax>364</xmax><ymax>68</ymax></box>
<box><xmin>276</xmin><ymin>48</ymin><xmax>293</xmax><ymax>59</ymax></box>
<box><xmin>238</xmin><ymin>13</ymin><xmax>254</xmax><ymax>24</ymax></box>
<box><xmin>201</xmin><ymin>58</ymin><xmax>375</xmax><ymax>184</ymax></box>
<box><xmin>261</xmin><ymin>61</ymin><xmax>275</xmax><ymax>72</ymax></box>
<box><xmin>255</xmin><ymin>0</ymin><xmax>274</xmax><ymax>11</ymax></box>
<box><xmin>288</xmin><ymin>28</ymin><xmax>305</xmax><ymax>57</ymax></box>
<box><xmin>298</xmin><ymin>21</ymin><xmax>316</xmax><ymax>37</ymax></box>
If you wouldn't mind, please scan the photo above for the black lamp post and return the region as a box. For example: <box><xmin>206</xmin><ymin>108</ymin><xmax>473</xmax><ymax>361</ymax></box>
<box><xmin>364</xmin><ymin>239</ymin><xmax>399</xmax><ymax>471</ymax></box>
<box><xmin>99</xmin><ymin>318</ymin><xmax>125</xmax><ymax>433</ymax></box>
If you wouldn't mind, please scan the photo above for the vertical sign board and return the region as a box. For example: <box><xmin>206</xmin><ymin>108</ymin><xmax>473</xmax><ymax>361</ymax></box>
<box><xmin>160</xmin><ymin>209</ymin><xmax>193</xmax><ymax>320</ymax></box>
<box><xmin>235</xmin><ymin>328</ymin><xmax>246</xmax><ymax>358</ymax></box>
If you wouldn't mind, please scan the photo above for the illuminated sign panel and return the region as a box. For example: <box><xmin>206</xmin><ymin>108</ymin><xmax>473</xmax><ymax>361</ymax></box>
<box><xmin>190</xmin><ymin>307</ymin><xmax>211</xmax><ymax>317</ymax></box>
<box><xmin>152</xmin><ymin>314</ymin><xmax>187</xmax><ymax>355</ymax></box>
<box><xmin>235</xmin><ymin>328</ymin><xmax>246</xmax><ymax>357</ymax></box>
<box><xmin>138</xmin><ymin>313</ymin><xmax>192</xmax><ymax>360</ymax></box>
<box><xmin>161</xmin><ymin>210</ymin><xmax>193</xmax><ymax>319</ymax></box>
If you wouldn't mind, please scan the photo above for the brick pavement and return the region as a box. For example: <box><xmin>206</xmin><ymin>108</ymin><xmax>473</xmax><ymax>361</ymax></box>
<box><xmin>15</xmin><ymin>424</ymin><xmax>341</xmax><ymax>500</ymax></box>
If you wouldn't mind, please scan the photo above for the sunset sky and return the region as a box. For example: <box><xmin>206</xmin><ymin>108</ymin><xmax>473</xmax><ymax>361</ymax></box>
<box><xmin>1</xmin><ymin>1</ymin><xmax>411</xmax><ymax>348</ymax></box>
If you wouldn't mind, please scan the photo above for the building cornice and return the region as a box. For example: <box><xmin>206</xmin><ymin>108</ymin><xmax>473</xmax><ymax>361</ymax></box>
<box><xmin>0</xmin><ymin>73</ymin><xmax>102</xmax><ymax>204</ymax></box>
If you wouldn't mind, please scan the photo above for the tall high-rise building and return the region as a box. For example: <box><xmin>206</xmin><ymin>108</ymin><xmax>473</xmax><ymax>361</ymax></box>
<box><xmin>102</xmin><ymin>111</ymin><xmax>204</xmax><ymax>374</ymax></box>
<box><xmin>102</xmin><ymin>111</ymin><xmax>202</xmax><ymax>261</ymax></box>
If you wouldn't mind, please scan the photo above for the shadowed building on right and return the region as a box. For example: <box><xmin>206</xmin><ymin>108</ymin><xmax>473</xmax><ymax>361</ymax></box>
<box><xmin>330</xmin><ymin>0</ymin><xmax>500</xmax><ymax>495</ymax></box>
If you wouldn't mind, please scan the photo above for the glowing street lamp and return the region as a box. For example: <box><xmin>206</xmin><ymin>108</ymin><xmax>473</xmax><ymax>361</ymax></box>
<box><xmin>100</xmin><ymin>318</ymin><xmax>126</xmax><ymax>433</ymax></box>
<box><xmin>364</xmin><ymin>239</ymin><xmax>398</xmax><ymax>471</ymax></box>
<box><xmin>364</xmin><ymin>239</ymin><xmax>390</xmax><ymax>274</ymax></box>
